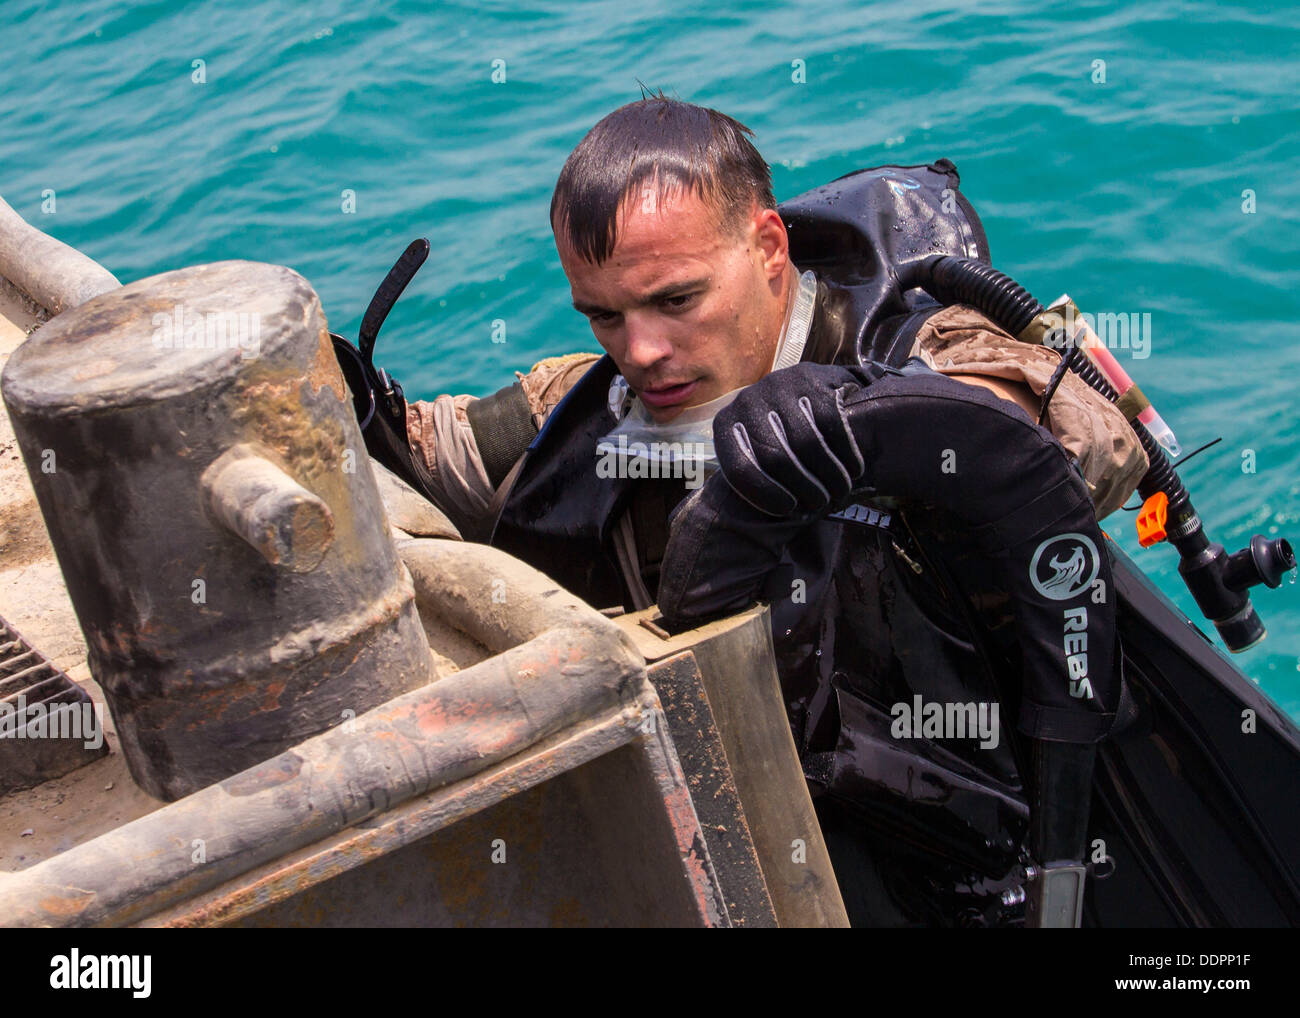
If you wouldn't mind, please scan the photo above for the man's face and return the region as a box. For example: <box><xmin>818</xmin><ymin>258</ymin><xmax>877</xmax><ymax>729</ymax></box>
<box><xmin>556</xmin><ymin>185</ymin><xmax>793</xmax><ymax>422</ymax></box>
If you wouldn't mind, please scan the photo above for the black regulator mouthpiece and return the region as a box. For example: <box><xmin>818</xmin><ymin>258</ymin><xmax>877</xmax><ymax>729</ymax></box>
<box><xmin>1226</xmin><ymin>535</ymin><xmax>1296</xmax><ymax>591</ymax></box>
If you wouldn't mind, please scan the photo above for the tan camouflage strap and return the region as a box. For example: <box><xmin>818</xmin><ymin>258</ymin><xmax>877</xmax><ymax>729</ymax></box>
<box><xmin>1114</xmin><ymin>383</ymin><xmax>1151</xmax><ymax>422</ymax></box>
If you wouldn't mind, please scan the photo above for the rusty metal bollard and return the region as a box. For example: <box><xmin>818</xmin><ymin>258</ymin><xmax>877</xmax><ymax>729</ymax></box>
<box><xmin>1</xmin><ymin>260</ymin><xmax>436</xmax><ymax>801</ymax></box>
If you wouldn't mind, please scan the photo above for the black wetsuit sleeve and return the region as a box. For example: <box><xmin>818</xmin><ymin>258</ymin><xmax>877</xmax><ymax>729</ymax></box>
<box><xmin>659</xmin><ymin>367</ymin><xmax>1120</xmax><ymax>743</ymax></box>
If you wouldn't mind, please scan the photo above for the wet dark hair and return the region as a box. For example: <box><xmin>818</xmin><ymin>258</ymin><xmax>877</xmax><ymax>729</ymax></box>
<box><xmin>550</xmin><ymin>92</ymin><xmax>776</xmax><ymax>265</ymax></box>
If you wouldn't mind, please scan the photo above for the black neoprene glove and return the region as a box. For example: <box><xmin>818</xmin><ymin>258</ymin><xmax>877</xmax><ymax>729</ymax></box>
<box><xmin>711</xmin><ymin>361</ymin><xmax>873</xmax><ymax>517</ymax></box>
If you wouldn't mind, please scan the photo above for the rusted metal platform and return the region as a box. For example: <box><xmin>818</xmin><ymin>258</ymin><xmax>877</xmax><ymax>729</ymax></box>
<box><xmin>0</xmin><ymin>216</ymin><xmax>848</xmax><ymax>926</ymax></box>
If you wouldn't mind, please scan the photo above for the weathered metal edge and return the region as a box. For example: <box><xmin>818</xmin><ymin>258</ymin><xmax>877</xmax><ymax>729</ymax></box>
<box><xmin>0</xmin><ymin>195</ymin><xmax>120</xmax><ymax>317</ymax></box>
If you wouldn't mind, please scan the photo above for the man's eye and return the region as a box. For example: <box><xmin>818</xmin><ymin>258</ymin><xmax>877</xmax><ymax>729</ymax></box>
<box><xmin>589</xmin><ymin>311</ymin><xmax>618</xmax><ymax>326</ymax></box>
<box><xmin>661</xmin><ymin>293</ymin><xmax>697</xmax><ymax>312</ymax></box>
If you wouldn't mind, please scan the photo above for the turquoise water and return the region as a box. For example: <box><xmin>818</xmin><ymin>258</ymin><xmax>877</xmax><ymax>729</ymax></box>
<box><xmin>3</xmin><ymin>0</ymin><xmax>1297</xmax><ymax>715</ymax></box>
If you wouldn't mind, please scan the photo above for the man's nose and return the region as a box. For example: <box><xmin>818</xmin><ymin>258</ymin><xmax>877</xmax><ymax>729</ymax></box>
<box><xmin>621</xmin><ymin>315</ymin><xmax>674</xmax><ymax>370</ymax></box>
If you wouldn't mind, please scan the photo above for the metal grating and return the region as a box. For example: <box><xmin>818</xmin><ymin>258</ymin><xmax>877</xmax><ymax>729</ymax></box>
<box><xmin>0</xmin><ymin>617</ymin><xmax>108</xmax><ymax>794</ymax></box>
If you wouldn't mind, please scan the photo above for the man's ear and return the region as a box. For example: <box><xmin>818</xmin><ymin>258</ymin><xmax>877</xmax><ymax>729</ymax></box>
<box><xmin>752</xmin><ymin>206</ymin><xmax>790</xmax><ymax>280</ymax></box>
